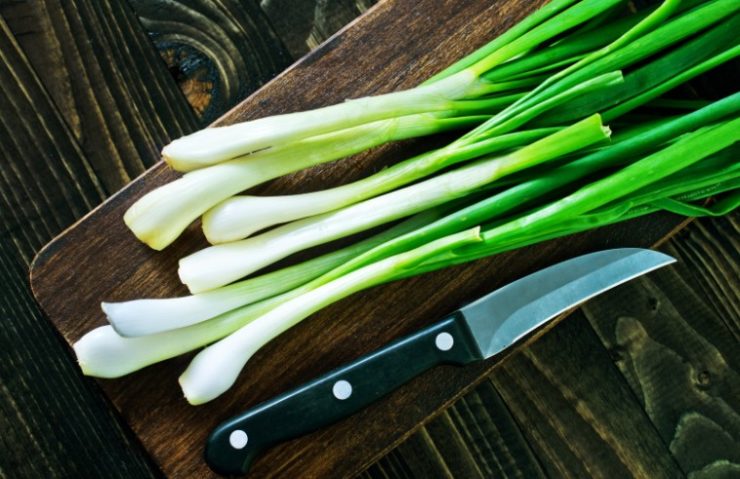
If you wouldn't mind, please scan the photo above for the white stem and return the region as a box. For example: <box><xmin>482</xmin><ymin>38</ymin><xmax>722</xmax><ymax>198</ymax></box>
<box><xmin>200</xmin><ymin>128</ymin><xmax>556</xmax><ymax>243</ymax></box>
<box><xmin>198</xmin><ymin>75</ymin><xmax>621</xmax><ymax>245</ymax></box>
<box><xmin>75</xmin><ymin>294</ymin><xmax>287</xmax><ymax>378</ymax></box>
<box><xmin>103</xmin><ymin>275</ymin><xmax>298</xmax><ymax>338</ymax></box>
<box><xmin>126</xmin><ymin>114</ymin><xmax>463</xmax><ymax>250</ymax></box>
<box><xmin>106</xmin><ymin>211</ymin><xmax>432</xmax><ymax>336</ymax></box>
<box><xmin>180</xmin><ymin>159</ymin><xmax>496</xmax><ymax>292</ymax></box>
<box><xmin>162</xmin><ymin>71</ymin><xmax>482</xmax><ymax>165</ymax></box>
<box><xmin>179</xmin><ymin>117</ymin><xmax>608</xmax><ymax>292</ymax></box>
<box><xmin>179</xmin><ymin>228</ymin><xmax>481</xmax><ymax>405</ymax></box>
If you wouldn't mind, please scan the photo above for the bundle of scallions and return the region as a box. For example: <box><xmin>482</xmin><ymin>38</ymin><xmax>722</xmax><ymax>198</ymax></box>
<box><xmin>74</xmin><ymin>0</ymin><xmax>739</xmax><ymax>405</ymax></box>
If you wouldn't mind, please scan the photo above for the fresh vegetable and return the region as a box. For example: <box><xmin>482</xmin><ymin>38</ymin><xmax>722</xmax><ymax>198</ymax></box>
<box><xmin>200</xmin><ymin>128</ymin><xmax>560</xmax><ymax>244</ymax></box>
<box><xmin>204</xmin><ymin>2</ymin><xmax>739</xmax><ymax>244</ymax></box>
<box><xmin>123</xmin><ymin>113</ymin><xmax>489</xmax><ymax>251</ymax></box>
<box><xmin>179</xmin><ymin>228</ymin><xmax>484</xmax><ymax>404</ymax></box>
<box><xmin>178</xmin><ymin>115</ymin><xmax>612</xmax><ymax>293</ymax></box>
<box><xmin>178</xmin><ymin>116</ymin><xmax>739</xmax><ymax>404</ymax></box>
<box><xmin>80</xmin><ymin>94</ymin><xmax>740</xmax><ymax>383</ymax></box>
<box><xmin>72</xmin><ymin>0</ymin><xmax>738</xmax><ymax>407</ymax></box>
<box><xmin>124</xmin><ymin>0</ymin><xmax>637</xmax><ymax>250</ymax></box>
<box><xmin>105</xmin><ymin>210</ymin><xmax>444</xmax><ymax>337</ymax></box>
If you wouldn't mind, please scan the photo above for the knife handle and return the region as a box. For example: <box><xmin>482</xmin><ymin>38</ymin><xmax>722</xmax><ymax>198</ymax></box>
<box><xmin>205</xmin><ymin>312</ymin><xmax>481</xmax><ymax>475</ymax></box>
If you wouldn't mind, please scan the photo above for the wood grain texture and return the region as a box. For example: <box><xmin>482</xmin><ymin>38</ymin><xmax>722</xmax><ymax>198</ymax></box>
<box><xmin>260</xmin><ymin>0</ymin><xmax>376</xmax><ymax>58</ymax></box>
<box><xmin>364</xmin><ymin>380</ymin><xmax>546</xmax><ymax>479</ymax></box>
<box><xmin>0</xmin><ymin>0</ymin><xmax>203</xmax><ymax>477</ymax></box>
<box><xmin>128</xmin><ymin>0</ymin><xmax>292</xmax><ymax>124</ymax></box>
<box><xmin>365</xmin><ymin>215</ymin><xmax>738</xmax><ymax>478</ymax></box>
<box><xmin>0</xmin><ymin>0</ymin><xmax>198</xmax><ymax>193</ymax></box>
<box><xmin>0</xmin><ymin>14</ymin><xmax>157</xmax><ymax>478</ymax></box>
<box><xmin>663</xmin><ymin>214</ymin><xmax>739</xmax><ymax>341</ymax></box>
<box><xmin>491</xmin><ymin>313</ymin><xmax>685</xmax><ymax>479</ymax></box>
<box><xmin>28</xmin><ymin>0</ymin><xmax>698</xmax><ymax>477</ymax></box>
<box><xmin>583</xmin><ymin>219</ymin><xmax>740</xmax><ymax>477</ymax></box>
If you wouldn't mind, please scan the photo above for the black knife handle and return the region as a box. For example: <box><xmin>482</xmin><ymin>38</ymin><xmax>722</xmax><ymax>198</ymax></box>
<box><xmin>205</xmin><ymin>313</ymin><xmax>482</xmax><ymax>476</ymax></box>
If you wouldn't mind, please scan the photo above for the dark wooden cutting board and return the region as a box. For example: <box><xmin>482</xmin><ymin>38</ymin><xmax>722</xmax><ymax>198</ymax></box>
<box><xmin>29</xmin><ymin>0</ymin><xmax>690</xmax><ymax>477</ymax></box>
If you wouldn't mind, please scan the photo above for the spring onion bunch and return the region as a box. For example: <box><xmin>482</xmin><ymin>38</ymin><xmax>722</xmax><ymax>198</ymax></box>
<box><xmin>124</xmin><ymin>0</ymin><xmax>649</xmax><ymax>250</ymax></box>
<box><xmin>73</xmin><ymin>0</ymin><xmax>739</xmax><ymax>405</ymax></box>
<box><xmin>203</xmin><ymin>0</ymin><xmax>739</xmax><ymax>243</ymax></box>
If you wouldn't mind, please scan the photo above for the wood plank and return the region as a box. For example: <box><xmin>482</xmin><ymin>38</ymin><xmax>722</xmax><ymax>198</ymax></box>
<box><xmin>364</xmin><ymin>381</ymin><xmax>547</xmax><ymax>479</ymax></box>
<box><xmin>0</xmin><ymin>14</ymin><xmax>102</xmax><ymax>264</ymax></box>
<box><xmin>260</xmin><ymin>0</ymin><xmax>376</xmax><ymax>58</ymax></box>
<box><xmin>128</xmin><ymin>0</ymin><xmax>292</xmax><ymax>124</ymax></box>
<box><xmin>28</xmin><ymin>0</ymin><xmax>696</xmax><ymax>477</ymax></box>
<box><xmin>582</xmin><ymin>217</ymin><xmax>740</xmax><ymax>477</ymax></box>
<box><xmin>0</xmin><ymin>0</ymin><xmax>199</xmax><ymax>193</ymax></box>
<box><xmin>491</xmin><ymin>313</ymin><xmax>685</xmax><ymax>478</ymax></box>
<box><xmin>663</xmin><ymin>215</ymin><xmax>739</xmax><ymax>340</ymax></box>
<box><xmin>0</xmin><ymin>15</ymin><xmax>156</xmax><ymax>478</ymax></box>
<box><xmin>0</xmin><ymin>0</ymin><xmax>204</xmax><ymax>477</ymax></box>
<box><xmin>446</xmin><ymin>381</ymin><xmax>546</xmax><ymax>478</ymax></box>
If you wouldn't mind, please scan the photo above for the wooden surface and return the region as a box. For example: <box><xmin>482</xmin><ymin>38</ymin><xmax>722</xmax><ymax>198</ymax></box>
<box><xmin>0</xmin><ymin>0</ymin><xmax>736</xmax><ymax>478</ymax></box>
<box><xmin>27</xmin><ymin>1</ymin><xmax>721</xmax><ymax>478</ymax></box>
<box><xmin>363</xmin><ymin>215</ymin><xmax>739</xmax><ymax>479</ymax></box>
<box><xmin>128</xmin><ymin>0</ymin><xmax>291</xmax><ymax>125</ymax></box>
<box><xmin>0</xmin><ymin>0</ymin><xmax>182</xmax><ymax>476</ymax></box>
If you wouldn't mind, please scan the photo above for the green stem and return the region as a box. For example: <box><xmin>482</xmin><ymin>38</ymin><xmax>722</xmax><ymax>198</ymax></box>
<box><xmin>536</xmin><ymin>15</ymin><xmax>740</xmax><ymax>125</ymax></box>
<box><xmin>425</xmin><ymin>0</ymin><xmax>581</xmax><ymax>83</ymax></box>
<box><xmin>105</xmin><ymin>210</ymin><xmax>442</xmax><ymax>337</ymax></box>
<box><xmin>422</xmin><ymin>117</ymin><xmax>740</xmax><ymax>269</ymax></box>
<box><xmin>126</xmin><ymin>112</ymin><xmax>486</xmax><ymax>250</ymax></box>
<box><xmin>202</xmin><ymin>128</ymin><xmax>558</xmax><ymax>243</ymax></box>
<box><xmin>467</xmin><ymin>0</ymin><xmax>738</xmax><ymax>141</ymax></box>
<box><xmin>179</xmin><ymin>116</ymin><xmax>609</xmax><ymax>293</ymax></box>
<box><xmin>178</xmin><ymin>227</ymin><xmax>482</xmax><ymax>404</ymax></box>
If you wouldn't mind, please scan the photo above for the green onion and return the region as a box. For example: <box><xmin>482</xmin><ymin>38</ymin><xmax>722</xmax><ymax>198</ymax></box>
<box><xmin>419</xmin><ymin>118</ymin><xmax>740</xmax><ymax>271</ymax></box>
<box><xmin>73</xmin><ymin>1</ymin><xmax>739</xmax><ymax>406</ymax></box>
<box><xmin>200</xmin><ymin>72</ymin><xmax>623</xmax><ymax>243</ymax></box>
<box><xmin>124</xmin><ymin>113</ymin><xmax>488</xmax><ymax>250</ymax></box>
<box><xmin>126</xmin><ymin>0</ymin><xmax>629</xmax><ymax>249</ymax></box>
<box><xmin>470</xmin><ymin>0</ymin><xmax>738</xmax><ymax>141</ymax></box>
<box><xmin>179</xmin><ymin>116</ymin><xmax>610</xmax><ymax>293</ymax></box>
<box><xmin>286</xmin><ymin>95</ymin><xmax>740</xmax><ymax>281</ymax></box>
<box><xmin>105</xmin><ymin>210</ymin><xmax>441</xmax><ymax>336</ymax></box>
<box><xmin>536</xmin><ymin>15</ymin><xmax>740</xmax><ymax>124</ymax></box>
<box><xmin>179</xmin><ymin>227</ymin><xmax>482</xmax><ymax>404</ymax></box>
<box><xmin>173</xmin><ymin>120</ymin><xmax>738</xmax><ymax>404</ymax></box>
<box><xmin>163</xmin><ymin>0</ymin><xmax>619</xmax><ymax>165</ymax></box>
<box><xmin>74</xmin><ymin>225</ymin><xmax>482</xmax><ymax>378</ymax></box>
<box><xmin>201</xmin><ymin>128</ymin><xmax>559</xmax><ymax>243</ymax></box>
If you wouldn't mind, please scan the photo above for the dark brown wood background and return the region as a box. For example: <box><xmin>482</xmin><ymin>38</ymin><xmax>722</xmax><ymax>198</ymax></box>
<box><xmin>1</xmin><ymin>0</ymin><xmax>738</xmax><ymax>478</ymax></box>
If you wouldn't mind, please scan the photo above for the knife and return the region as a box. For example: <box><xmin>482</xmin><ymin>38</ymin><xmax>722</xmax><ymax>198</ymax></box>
<box><xmin>205</xmin><ymin>248</ymin><xmax>674</xmax><ymax>475</ymax></box>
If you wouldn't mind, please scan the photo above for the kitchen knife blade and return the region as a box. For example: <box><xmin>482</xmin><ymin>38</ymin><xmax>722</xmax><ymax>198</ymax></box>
<box><xmin>205</xmin><ymin>248</ymin><xmax>674</xmax><ymax>475</ymax></box>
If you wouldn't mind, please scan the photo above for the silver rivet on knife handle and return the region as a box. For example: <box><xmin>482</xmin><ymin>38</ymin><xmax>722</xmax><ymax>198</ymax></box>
<box><xmin>332</xmin><ymin>380</ymin><xmax>353</xmax><ymax>400</ymax></box>
<box><xmin>229</xmin><ymin>430</ymin><xmax>249</xmax><ymax>449</ymax></box>
<box><xmin>435</xmin><ymin>332</ymin><xmax>455</xmax><ymax>351</ymax></box>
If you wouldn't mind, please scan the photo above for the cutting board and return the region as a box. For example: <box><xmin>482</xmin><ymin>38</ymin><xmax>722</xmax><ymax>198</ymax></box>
<box><xmin>29</xmin><ymin>0</ymin><xmax>690</xmax><ymax>477</ymax></box>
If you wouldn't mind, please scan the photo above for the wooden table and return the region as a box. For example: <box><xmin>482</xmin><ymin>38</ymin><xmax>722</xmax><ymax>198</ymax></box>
<box><xmin>0</xmin><ymin>1</ymin><xmax>737</xmax><ymax>478</ymax></box>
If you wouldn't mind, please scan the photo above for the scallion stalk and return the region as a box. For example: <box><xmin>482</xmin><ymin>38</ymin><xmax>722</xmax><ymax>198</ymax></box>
<box><xmin>178</xmin><ymin>227</ymin><xmax>483</xmax><ymax>405</ymax></box>
<box><xmin>200</xmin><ymin>72</ymin><xmax>623</xmax><ymax>243</ymax></box>
<box><xmin>418</xmin><ymin>117</ymin><xmax>740</xmax><ymax>271</ymax></box>
<box><xmin>73</xmin><ymin>1</ymin><xmax>739</xmax><ymax>407</ymax></box>
<box><xmin>201</xmin><ymin>128</ymin><xmax>559</xmax><ymax>243</ymax></box>
<box><xmin>125</xmin><ymin>113</ymin><xmax>486</xmax><ymax>250</ymax></box>
<box><xmin>179</xmin><ymin>115</ymin><xmax>610</xmax><ymax>293</ymax></box>
<box><xmin>163</xmin><ymin>0</ymin><xmax>619</xmax><ymax>166</ymax></box>
<box><xmin>105</xmin><ymin>210</ymin><xmax>441</xmax><ymax>336</ymax></box>
<box><xmin>127</xmin><ymin>0</ymin><xmax>630</xmax><ymax>249</ymax></box>
<box><xmin>467</xmin><ymin>0</ymin><xmax>738</xmax><ymax>142</ymax></box>
<box><xmin>176</xmin><ymin>124</ymin><xmax>739</xmax><ymax>404</ymax></box>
